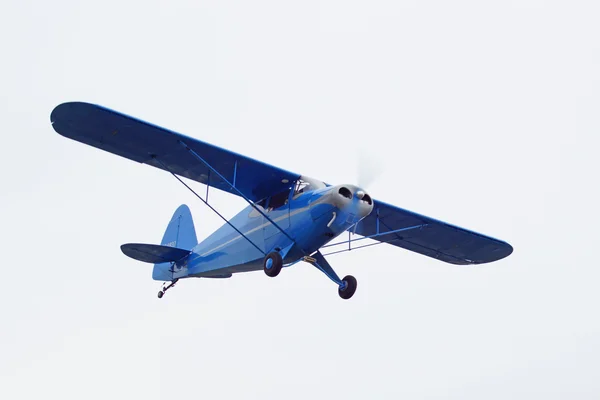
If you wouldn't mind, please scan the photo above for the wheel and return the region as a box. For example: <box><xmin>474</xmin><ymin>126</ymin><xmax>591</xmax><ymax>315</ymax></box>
<box><xmin>338</xmin><ymin>275</ymin><xmax>357</xmax><ymax>299</ymax></box>
<box><xmin>263</xmin><ymin>251</ymin><xmax>283</xmax><ymax>277</ymax></box>
<box><xmin>158</xmin><ymin>291</ymin><xmax>164</xmax><ymax>299</ymax></box>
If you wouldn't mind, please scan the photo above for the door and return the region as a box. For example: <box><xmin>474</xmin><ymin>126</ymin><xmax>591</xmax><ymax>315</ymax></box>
<box><xmin>263</xmin><ymin>188</ymin><xmax>291</xmax><ymax>249</ymax></box>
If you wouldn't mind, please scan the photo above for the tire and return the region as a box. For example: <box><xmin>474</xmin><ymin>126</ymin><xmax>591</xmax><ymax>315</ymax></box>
<box><xmin>263</xmin><ymin>252</ymin><xmax>283</xmax><ymax>277</ymax></box>
<box><xmin>158</xmin><ymin>291</ymin><xmax>164</xmax><ymax>299</ymax></box>
<box><xmin>338</xmin><ymin>275</ymin><xmax>357</xmax><ymax>299</ymax></box>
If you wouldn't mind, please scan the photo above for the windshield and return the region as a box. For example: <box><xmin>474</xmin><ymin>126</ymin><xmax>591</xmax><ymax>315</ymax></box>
<box><xmin>293</xmin><ymin>175</ymin><xmax>326</xmax><ymax>198</ymax></box>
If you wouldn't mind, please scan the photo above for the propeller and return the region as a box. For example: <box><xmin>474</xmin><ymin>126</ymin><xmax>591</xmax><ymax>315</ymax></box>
<box><xmin>356</xmin><ymin>150</ymin><xmax>383</xmax><ymax>190</ymax></box>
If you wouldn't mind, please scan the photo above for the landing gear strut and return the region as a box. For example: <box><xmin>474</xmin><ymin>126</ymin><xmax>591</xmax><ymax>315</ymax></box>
<box><xmin>304</xmin><ymin>252</ymin><xmax>358</xmax><ymax>300</ymax></box>
<box><xmin>158</xmin><ymin>279</ymin><xmax>179</xmax><ymax>299</ymax></box>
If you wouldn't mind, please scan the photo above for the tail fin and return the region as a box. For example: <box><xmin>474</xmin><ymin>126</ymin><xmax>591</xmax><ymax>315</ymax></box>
<box><xmin>153</xmin><ymin>204</ymin><xmax>197</xmax><ymax>280</ymax></box>
<box><xmin>121</xmin><ymin>204</ymin><xmax>198</xmax><ymax>281</ymax></box>
<box><xmin>160</xmin><ymin>204</ymin><xmax>198</xmax><ymax>251</ymax></box>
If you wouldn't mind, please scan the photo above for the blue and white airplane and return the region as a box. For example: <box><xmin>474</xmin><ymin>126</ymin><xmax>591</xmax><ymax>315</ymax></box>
<box><xmin>51</xmin><ymin>102</ymin><xmax>513</xmax><ymax>300</ymax></box>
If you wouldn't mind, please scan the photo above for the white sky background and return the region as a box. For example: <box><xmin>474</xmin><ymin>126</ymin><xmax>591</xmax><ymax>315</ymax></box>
<box><xmin>1</xmin><ymin>0</ymin><xmax>599</xmax><ymax>398</ymax></box>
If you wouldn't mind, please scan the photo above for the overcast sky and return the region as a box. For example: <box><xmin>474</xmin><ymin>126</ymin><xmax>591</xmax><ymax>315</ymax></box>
<box><xmin>1</xmin><ymin>1</ymin><xmax>599</xmax><ymax>399</ymax></box>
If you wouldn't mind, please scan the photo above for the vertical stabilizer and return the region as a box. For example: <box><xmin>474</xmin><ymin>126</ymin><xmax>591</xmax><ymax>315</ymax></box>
<box><xmin>153</xmin><ymin>204</ymin><xmax>198</xmax><ymax>281</ymax></box>
<box><xmin>160</xmin><ymin>204</ymin><xmax>198</xmax><ymax>250</ymax></box>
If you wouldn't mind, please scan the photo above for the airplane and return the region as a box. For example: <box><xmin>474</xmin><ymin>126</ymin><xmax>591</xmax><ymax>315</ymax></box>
<box><xmin>50</xmin><ymin>102</ymin><xmax>513</xmax><ymax>300</ymax></box>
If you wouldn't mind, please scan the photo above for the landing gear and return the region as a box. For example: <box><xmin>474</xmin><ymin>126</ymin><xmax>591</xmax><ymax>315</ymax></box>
<box><xmin>263</xmin><ymin>251</ymin><xmax>283</xmax><ymax>277</ymax></box>
<box><xmin>338</xmin><ymin>275</ymin><xmax>357</xmax><ymax>300</ymax></box>
<box><xmin>157</xmin><ymin>279</ymin><xmax>178</xmax><ymax>299</ymax></box>
<box><xmin>304</xmin><ymin>252</ymin><xmax>358</xmax><ymax>300</ymax></box>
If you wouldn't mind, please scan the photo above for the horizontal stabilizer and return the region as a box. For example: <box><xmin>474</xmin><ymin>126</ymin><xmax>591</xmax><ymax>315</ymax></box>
<box><xmin>121</xmin><ymin>243</ymin><xmax>191</xmax><ymax>264</ymax></box>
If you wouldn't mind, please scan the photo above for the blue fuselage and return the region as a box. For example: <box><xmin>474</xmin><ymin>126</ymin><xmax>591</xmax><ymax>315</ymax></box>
<box><xmin>168</xmin><ymin>184</ymin><xmax>373</xmax><ymax>279</ymax></box>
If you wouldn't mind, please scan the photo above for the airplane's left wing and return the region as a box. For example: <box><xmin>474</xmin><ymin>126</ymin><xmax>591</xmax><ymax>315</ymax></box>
<box><xmin>353</xmin><ymin>200</ymin><xmax>513</xmax><ymax>265</ymax></box>
<box><xmin>51</xmin><ymin>102</ymin><xmax>300</xmax><ymax>202</ymax></box>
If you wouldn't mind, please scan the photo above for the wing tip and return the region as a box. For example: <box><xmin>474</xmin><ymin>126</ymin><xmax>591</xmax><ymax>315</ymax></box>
<box><xmin>470</xmin><ymin>240</ymin><xmax>513</xmax><ymax>265</ymax></box>
<box><xmin>495</xmin><ymin>239</ymin><xmax>514</xmax><ymax>260</ymax></box>
<box><xmin>50</xmin><ymin>101</ymin><xmax>100</xmax><ymax>137</ymax></box>
<box><xmin>50</xmin><ymin>101</ymin><xmax>93</xmax><ymax>120</ymax></box>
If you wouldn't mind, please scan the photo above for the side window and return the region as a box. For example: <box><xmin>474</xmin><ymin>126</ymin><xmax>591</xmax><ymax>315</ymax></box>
<box><xmin>248</xmin><ymin>198</ymin><xmax>267</xmax><ymax>218</ymax></box>
<box><xmin>268</xmin><ymin>189</ymin><xmax>290</xmax><ymax>210</ymax></box>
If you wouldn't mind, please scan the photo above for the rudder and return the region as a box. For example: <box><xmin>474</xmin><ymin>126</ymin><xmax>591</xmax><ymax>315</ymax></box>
<box><xmin>160</xmin><ymin>204</ymin><xmax>198</xmax><ymax>250</ymax></box>
<box><xmin>153</xmin><ymin>204</ymin><xmax>198</xmax><ymax>281</ymax></box>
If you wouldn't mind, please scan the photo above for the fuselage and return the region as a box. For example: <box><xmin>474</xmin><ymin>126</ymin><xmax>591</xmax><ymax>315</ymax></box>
<box><xmin>170</xmin><ymin>182</ymin><xmax>374</xmax><ymax>279</ymax></box>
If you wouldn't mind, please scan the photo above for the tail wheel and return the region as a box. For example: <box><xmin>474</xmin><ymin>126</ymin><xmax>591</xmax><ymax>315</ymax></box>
<box><xmin>263</xmin><ymin>252</ymin><xmax>283</xmax><ymax>277</ymax></box>
<box><xmin>338</xmin><ymin>275</ymin><xmax>357</xmax><ymax>299</ymax></box>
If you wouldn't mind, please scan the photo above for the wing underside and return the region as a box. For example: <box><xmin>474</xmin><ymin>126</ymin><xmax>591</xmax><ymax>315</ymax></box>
<box><xmin>51</xmin><ymin>102</ymin><xmax>300</xmax><ymax>202</ymax></box>
<box><xmin>353</xmin><ymin>201</ymin><xmax>513</xmax><ymax>265</ymax></box>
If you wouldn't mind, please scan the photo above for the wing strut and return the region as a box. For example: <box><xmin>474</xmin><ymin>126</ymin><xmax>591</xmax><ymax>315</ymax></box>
<box><xmin>178</xmin><ymin>140</ymin><xmax>296</xmax><ymax>244</ymax></box>
<box><xmin>321</xmin><ymin>224</ymin><xmax>427</xmax><ymax>250</ymax></box>
<box><xmin>322</xmin><ymin>237</ymin><xmax>395</xmax><ymax>257</ymax></box>
<box><xmin>153</xmin><ymin>156</ymin><xmax>266</xmax><ymax>256</ymax></box>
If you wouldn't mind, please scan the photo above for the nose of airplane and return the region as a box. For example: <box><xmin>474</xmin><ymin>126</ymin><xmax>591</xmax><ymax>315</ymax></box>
<box><xmin>328</xmin><ymin>184</ymin><xmax>374</xmax><ymax>219</ymax></box>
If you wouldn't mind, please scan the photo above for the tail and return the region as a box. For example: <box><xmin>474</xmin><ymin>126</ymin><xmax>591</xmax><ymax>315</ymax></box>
<box><xmin>120</xmin><ymin>204</ymin><xmax>198</xmax><ymax>281</ymax></box>
<box><xmin>159</xmin><ymin>204</ymin><xmax>198</xmax><ymax>251</ymax></box>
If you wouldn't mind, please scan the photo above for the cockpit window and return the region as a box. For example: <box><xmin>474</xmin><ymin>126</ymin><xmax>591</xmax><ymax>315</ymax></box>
<box><xmin>268</xmin><ymin>189</ymin><xmax>290</xmax><ymax>210</ymax></box>
<box><xmin>293</xmin><ymin>180</ymin><xmax>311</xmax><ymax>197</ymax></box>
<box><xmin>293</xmin><ymin>176</ymin><xmax>327</xmax><ymax>198</ymax></box>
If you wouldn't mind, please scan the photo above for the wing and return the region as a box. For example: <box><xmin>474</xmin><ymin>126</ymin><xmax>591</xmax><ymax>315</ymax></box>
<box><xmin>50</xmin><ymin>102</ymin><xmax>300</xmax><ymax>202</ymax></box>
<box><xmin>354</xmin><ymin>200</ymin><xmax>513</xmax><ymax>265</ymax></box>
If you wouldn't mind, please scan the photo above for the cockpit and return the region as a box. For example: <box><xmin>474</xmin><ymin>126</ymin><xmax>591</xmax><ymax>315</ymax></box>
<box><xmin>251</xmin><ymin>176</ymin><xmax>327</xmax><ymax>217</ymax></box>
<box><xmin>292</xmin><ymin>175</ymin><xmax>327</xmax><ymax>199</ymax></box>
